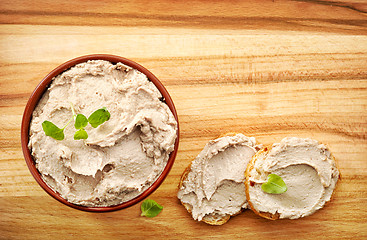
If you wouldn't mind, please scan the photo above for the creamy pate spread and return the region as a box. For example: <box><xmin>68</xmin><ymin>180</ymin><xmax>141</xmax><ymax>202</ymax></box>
<box><xmin>28</xmin><ymin>60</ymin><xmax>177</xmax><ymax>207</ymax></box>
<box><xmin>247</xmin><ymin>137</ymin><xmax>339</xmax><ymax>219</ymax></box>
<box><xmin>177</xmin><ymin>134</ymin><xmax>259</xmax><ymax>221</ymax></box>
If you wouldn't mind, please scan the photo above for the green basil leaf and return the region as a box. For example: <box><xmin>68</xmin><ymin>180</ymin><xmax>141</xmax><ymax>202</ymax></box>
<box><xmin>42</xmin><ymin>121</ymin><xmax>65</xmax><ymax>140</ymax></box>
<box><xmin>74</xmin><ymin>129</ymin><xmax>88</xmax><ymax>140</ymax></box>
<box><xmin>74</xmin><ymin>114</ymin><xmax>88</xmax><ymax>129</ymax></box>
<box><xmin>141</xmin><ymin>199</ymin><xmax>163</xmax><ymax>218</ymax></box>
<box><xmin>88</xmin><ymin>107</ymin><xmax>110</xmax><ymax>128</ymax></box>
<box><xmin>261</xmin><ymin>174</ymin><xmax>287</xmax><ymax>194</ymax></box>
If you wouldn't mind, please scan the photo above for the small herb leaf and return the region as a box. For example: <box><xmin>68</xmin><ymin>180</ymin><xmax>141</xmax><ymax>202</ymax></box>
<box><xmin>74</xmin><ymin>129</ymin><xmax>88</xmax><ymax>140</ymax></box>
<box><xmin>261</xmin><ymin>174</ymin><xmax>287</xmax><ymax>194</ymax></box>
<box><xmin>74</xmin><ymin>114</ymin><xmax>88</xmax><ymax>129</ymax></box>
<box><xmin>88</xmin><ymin>107</ymin><xmax>111</xmax><ymax>128</ymax></box>
<box><xmin>141</xmin><ymin>199</ymin><xmax>163</xmax><ymax>218</ymax></box>
<box><xmin>42</xmin><ymin>121</ymin><xmax>65</xmax><ymax>140</ymax></box>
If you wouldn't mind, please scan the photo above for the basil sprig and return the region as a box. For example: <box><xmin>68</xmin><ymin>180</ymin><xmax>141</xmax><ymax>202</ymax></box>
<box><xmin>42</xmin><ymin>121</ymin><xmax>65</xmax><ymax>140</ymax></box>
<box><xmin>141</xmin><ymin>199</ymin><xmax>163</xmax><ymax>218</ymax></box>
<box><xmin>88</xmin><ymin>107</ymin><xmax>110</xmax><ymax>128</ymax></box>
<box><xmin>261</xmin><ymin>174</ymin><xmax>287</xmax><ymax>194</ymax></box>
<box><xmin>41</xmin><ymin>103</ymin><xmax>110</xmax><ymax>141</ymax></box>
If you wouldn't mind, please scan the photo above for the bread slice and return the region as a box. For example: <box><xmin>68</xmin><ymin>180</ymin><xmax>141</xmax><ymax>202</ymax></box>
<box><xmin>245</xmin><ymin>137</ymin><xmax>340</xmax><ymax>220</ymax></box>
<box><xmin>178</xmin><ymin>164</ymin><xmax>231</xmax><ymax>225</ymax></box>
<box><xmin>177</xmin><ymin>133</ymin><xmax>260</xmax><ymax>225</ymax></box>
<box><xmin>178</xmin><ymin>133</ymin><xmax>238</xmax><ymax>225</ymax></box>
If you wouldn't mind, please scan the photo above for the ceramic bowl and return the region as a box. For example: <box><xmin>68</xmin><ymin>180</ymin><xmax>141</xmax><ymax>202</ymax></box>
<box><xmin>21</xmin><ymin>54</ymin><xmax>179</xmax><ymax>212</ymax></box>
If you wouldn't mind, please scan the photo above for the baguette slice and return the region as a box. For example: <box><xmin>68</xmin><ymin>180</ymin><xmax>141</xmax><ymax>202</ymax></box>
<box><xmin>245</xmin><ymin>137</ymin><xmax>340</xmax><ymax>220</ymax></box>
<box><xmin>178</xmin><ymin>164</ymin><xmax>231</xmax><ymax>225</ymax></box>
<box><xmin>177</xmin><ymin>133</ymin><xmax>260</xmax><ymax>225</ymax></box>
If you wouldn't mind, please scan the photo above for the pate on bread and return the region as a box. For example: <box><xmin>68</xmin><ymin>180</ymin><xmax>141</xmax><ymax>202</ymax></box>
<box><xmin>245</xmin><ymin>137</ymin><xmax>339</xmax><ymax>220</ymax></box>
<box><xmin>177</xmin><ymin>133</ymin><xmax>260</xmax><ymax>225</ymax></box>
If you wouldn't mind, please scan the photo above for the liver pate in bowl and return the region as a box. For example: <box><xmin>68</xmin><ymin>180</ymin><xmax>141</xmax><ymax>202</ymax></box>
<box><xmin>21</xmin><ymin>54</ymin><xmax>179</xmax><ymax>212</ymax></box>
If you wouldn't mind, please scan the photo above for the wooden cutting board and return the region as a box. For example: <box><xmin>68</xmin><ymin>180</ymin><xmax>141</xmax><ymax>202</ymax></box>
<box><xmin>1</xmin><ymin>1</ymin><xmax>366</xmax><ymax>239</ymax></box>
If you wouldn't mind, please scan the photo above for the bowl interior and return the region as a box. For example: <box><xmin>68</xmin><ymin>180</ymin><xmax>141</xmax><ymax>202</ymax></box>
<box><xmin>21</xmin><ymin>54</ymin><xmax>179</xmax><ymax>212</ymax></box>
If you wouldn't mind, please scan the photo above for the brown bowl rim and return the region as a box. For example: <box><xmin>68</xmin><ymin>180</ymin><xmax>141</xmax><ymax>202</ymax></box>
<box><xmin>21</xmin><ymin>54</ymin><xmax>180</xmax><ymax>212</ymax></box>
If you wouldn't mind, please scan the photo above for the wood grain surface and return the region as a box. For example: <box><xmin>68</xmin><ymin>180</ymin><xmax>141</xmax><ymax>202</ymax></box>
<box><xmin>1</xmin><ymin>0</ymin><xmax>367</xmax><ymax>239</ymax></box>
